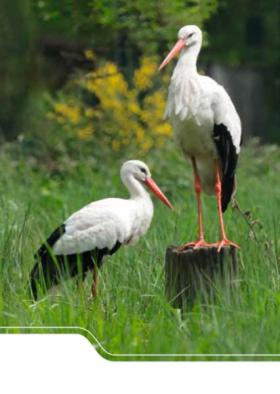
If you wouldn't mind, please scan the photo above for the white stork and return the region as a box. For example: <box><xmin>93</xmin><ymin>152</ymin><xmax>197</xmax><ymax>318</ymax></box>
<box><xmin>159</xmin><ymin>25</ymin><xmax>242</xmax><ymax>251</ymax></box>
<box><xmin>29</xmin><ymin>160</ymin><xmax>173</xmax><ymax>299</ymax></box>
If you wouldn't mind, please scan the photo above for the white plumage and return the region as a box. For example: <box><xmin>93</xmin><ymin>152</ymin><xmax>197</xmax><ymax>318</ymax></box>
<box><xmin>29</xmin><ymin>160</ymin><xmax>172</xmax><ymax>299</ymax></box>
<box><xmin>54</xmin><ymin>194</ymin><xmax>153</xmax><ymax>255</ymax></box>
<box><xmin>159</xmin><ymin>25</ymin><xmax>242</xmax><ymax>250</ymax></box>
<box><xmin>166</xmin><ymin>74</ymin><xmax>242</xmax><ymax>149</ymax></box>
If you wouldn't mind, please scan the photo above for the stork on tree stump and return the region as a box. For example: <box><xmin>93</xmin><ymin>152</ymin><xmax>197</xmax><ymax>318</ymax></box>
<box><xmin>159</xmin><ymin>25</ymin><xmax>242</xmax><ymax>310</ymax></box>
<box><xmin>165</xmin><ymin>246</ymin><xmax>238</xmax><ymax>310</ymax></box>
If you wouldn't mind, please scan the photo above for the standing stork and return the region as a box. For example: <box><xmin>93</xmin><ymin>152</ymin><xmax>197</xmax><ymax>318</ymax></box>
<box><xmin>159</xmin><ymin>25</ymin><xmax>242</xmax><ymax>251</ymax></box>
<box><xmin>29</xmin><ymin>160</ymin><xmax>173</xmax><ymax>300</ymax></box>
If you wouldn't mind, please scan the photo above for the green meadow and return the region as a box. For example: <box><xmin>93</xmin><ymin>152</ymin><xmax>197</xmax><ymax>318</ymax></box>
<box><xmin>0</xmin><ymin>140</ymin><xmax>279</xmax><ymax>360</ymax></box>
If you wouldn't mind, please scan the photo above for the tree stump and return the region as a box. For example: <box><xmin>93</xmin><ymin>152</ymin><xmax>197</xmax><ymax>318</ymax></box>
<box><xmin>165</xmin><ymin>246</ymin><xmax>238</xmax><ymax>310</ymax></box>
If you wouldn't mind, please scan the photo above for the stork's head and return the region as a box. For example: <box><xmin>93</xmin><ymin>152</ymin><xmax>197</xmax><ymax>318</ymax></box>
<box><xmin>159</xmin><ymin>25</ymin><xmax>202</xmax><ymax>71</ymax></box>
<box><xmin>121</xmin><ymin>160</ymin><xmax>173</xmax><ymax>209</ymax></box>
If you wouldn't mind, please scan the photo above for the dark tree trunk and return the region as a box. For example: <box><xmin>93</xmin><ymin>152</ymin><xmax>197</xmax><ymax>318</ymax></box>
<box><xmin>0</xmin><ymin>0</ymin><xmax>33</xmax><ymax>139</ymax></box>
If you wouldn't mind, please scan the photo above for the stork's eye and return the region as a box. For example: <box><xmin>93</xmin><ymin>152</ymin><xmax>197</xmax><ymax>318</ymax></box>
<box><xmin>140</xmin><ymin>167</ymin><xmax>147</xmax><ymax>174</ymax></box>
<box><xmin>188</xmin><ymin>32</ymin><xmax>194</xmax><ymax>38</ymax></box>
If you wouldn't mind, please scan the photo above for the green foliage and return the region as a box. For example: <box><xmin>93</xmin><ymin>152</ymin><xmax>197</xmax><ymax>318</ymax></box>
<box><xmin>1</xmin><ymin>0</ymin><xmax>219</xmax><ymax>139</ymax></box>
<box><xmin>32</xmin><ymin>0</ymin><xmax>218</xmax><ymax>54</ymax></box>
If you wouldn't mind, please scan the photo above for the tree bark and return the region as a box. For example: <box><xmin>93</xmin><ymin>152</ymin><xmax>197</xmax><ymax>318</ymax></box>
<box><xmin>165</xmin><ymin>246</ymin><xmax>238</xmax><ymax>310</ymax></box>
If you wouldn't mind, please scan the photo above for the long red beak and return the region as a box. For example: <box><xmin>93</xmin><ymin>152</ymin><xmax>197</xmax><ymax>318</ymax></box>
<box><xmin>145</xmin><ymin>177</ymin><xmax>173</xmax><ymax>209</ymax></box>
<box><xmin>159</xmin><ymin>39</ymin><xmax>185</xmax><ymax>71</ymax></box>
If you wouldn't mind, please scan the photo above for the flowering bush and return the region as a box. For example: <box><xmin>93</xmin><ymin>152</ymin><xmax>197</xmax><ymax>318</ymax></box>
<box><xmin>45</xmin><ymin>53</ymin><xmax>172</xmax><ymax>156</ymax></box>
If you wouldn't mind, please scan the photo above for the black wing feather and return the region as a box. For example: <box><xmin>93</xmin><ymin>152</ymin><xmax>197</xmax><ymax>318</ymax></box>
<box><xmin>213</xmin><ymin>123</ymin><xmax>239</xmax><ymax>212</ymax></box>
<box><xmin>35</xmin><ymin>224</ymin><xmax>66</xmax><ymax>259</ymax></box>
<box><xmin>29</xmin><ymin>222</ymin><xmax>122</xmax><ymax>300</ymax></box>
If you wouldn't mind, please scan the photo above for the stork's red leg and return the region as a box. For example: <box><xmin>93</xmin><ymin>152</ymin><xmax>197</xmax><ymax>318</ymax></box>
<box><xmin>213</xmin><ymin>161</ymin><xmax>240</xmax><ymax>252</ymax></box>
<box><xmin>179</xmin><ymin>158</ymin><xmax>210</xmax><ymax>250</ymax></box>
<box><xmin>91</xmin><ymin>267</ymin><xmax>98</xmax><ymax>298</ymax></box>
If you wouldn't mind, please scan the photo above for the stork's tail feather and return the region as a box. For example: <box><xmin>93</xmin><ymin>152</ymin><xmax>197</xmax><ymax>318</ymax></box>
<box><xmin>221</xmin><ymin>175</ymin><xmax>236</xmax><ymax>212</ymax></box>
<box><xmin>29</xmin><ymin>224</ymin><xmax>66</xmax><ymax>299</ymax></box>
<box><xmin>28</xmin><ymin>251</ymin><xmax>95</xmax><ymax>300</ymax></box>
<box><xmin>213</xmin><ymin>123</ymin><xmax>239</xmax><ymax>212</ymax></box>
<box><xmin>29</xmin><ymin>253</ymin><xmax>68</xmax><ymax>300</ymax></box>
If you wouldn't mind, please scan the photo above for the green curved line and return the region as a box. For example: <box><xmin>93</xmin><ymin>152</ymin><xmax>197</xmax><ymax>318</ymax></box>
<box><xmin>1</xmin><ymin>326</ymin><xmax>280</xmax><ymax>360</ymax></box>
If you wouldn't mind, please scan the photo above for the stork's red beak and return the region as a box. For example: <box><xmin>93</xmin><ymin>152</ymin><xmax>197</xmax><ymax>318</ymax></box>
<box><xmin>159</xmin><ymin>39</ymin><xmax>185</xmax><ymax>71</ymax></box>
<box><xmin>145</xmin><ymin>177</ymin><xmax>173</xmax><ymax>209</ymax></box>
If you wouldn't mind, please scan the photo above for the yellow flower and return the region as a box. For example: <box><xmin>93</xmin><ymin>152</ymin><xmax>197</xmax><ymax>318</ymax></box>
<box><xmin>162</xmin><ymin>74</ymin><xmax>170</xmax><ymax>84</ymax></box>
<box><xmin>127</xmin><ymin>100</ymin><xmax>140</xmax><ymax>115</ymax></box>
<box><xmin>84</xmin><ymin>49</ymin><xmax>95</xmax><ymax>61</ymax></box>
<box><xmin>134</xmin><ymin>57</ymin><xmax>157</xmax><ymax>91</ymax></box>
<box><xmin>85</xmin><ymin>108</ymin><xmax>95</xmax><ymax>118</ymax></box>
<box><xmin>77</xmin><ymin>125</ymin><xmax>93</xmax><ymax>140</ymax></box>
<box><xmin>54</xmin><ymin>102</ymin><xmax>68</xmax><ymax>114</ymax></box>
<box><xmin>141</xmin><ymin>139</ymin><xmax>153</xmax><ymax>152</ymax></box>
<box><xmin>136</xmin><ymin>127</ymin><xmax>145</xmax><ymax>142</ymax></box>
<box><xmin>49</xmin><ymin>55</ymin><xmax>172</xmax><ymax>154</ymax></box>
<box><xmin>54</xmin><ymin>103</ymin><xmax>81</xmax><ymax>125</ymax></box>
<box><xmin>156</xmin><ymin>123</ymin><xmax>172</xmax><ymax>137</ymax></box>
<box><xmin>112</xmin><ymin>140</ymin><xmax>121</xmax><ymax>151</ymax></box>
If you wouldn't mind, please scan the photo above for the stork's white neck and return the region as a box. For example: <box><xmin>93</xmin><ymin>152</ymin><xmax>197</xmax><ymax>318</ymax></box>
<box><xmin>173</xmin><ymin>45</ymin><xmax>200</xmax><ymax>78</ymax></box>
<box><xmin>122</xmin><ymin>174</ymin><xmax>150</xmax><ymax>200</ymax></box>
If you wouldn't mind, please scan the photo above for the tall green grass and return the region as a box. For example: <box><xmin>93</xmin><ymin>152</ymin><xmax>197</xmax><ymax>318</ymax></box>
<box><xmin>0</xmin><ymin>140</ymin><xmax>279</xmax><ymax>360</ymax></box>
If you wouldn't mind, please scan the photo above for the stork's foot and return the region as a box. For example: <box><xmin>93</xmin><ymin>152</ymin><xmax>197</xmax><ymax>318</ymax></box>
<box><xmin>213</xmin><ymin>238</ymin><xmax>240</xmax><ymax>253</ymax></box>
<box><xmin>178</xmin><ymin>239</ymin><xmax>212</xmax><ymax>251</ymax></box>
